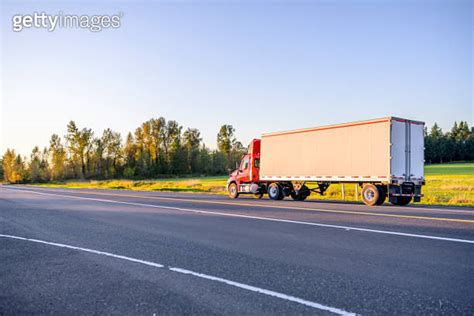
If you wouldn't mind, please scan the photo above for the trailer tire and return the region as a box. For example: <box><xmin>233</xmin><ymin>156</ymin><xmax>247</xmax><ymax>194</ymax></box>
<box><xmin>228</xmin><ymin>182</ymin><xmax>239</xmax><ymax>199</ymax></box>
<box><xmin>391</xmin><ymin>196</ymin><xmax>412</xmax><ymax>206</ymax></box>
<box><xmin>375</xmin><ymin>185</ymin><xmax>387</xmax><ymax>205</ymax></box>
<box><xmin>268</xmin><ymin>183</ymin><xmax>284</xmax><ymax>200</ymax></box>
<box><xmin>290</xmin><ymin>185</ymin><xmax>310</xmax><ymax>201</ymax></box>
<box><xmin>362</xmin><ymin>184</ymin><xmax>380</xmax><ymax>206</ymax></box>
<box><xmin>290</xmin><ymin>193</ymin><xmax>307</xmax><ymax>201</ymax></box>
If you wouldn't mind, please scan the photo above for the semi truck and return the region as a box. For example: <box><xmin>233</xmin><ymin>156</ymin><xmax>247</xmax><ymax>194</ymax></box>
<box><xmin>227</xmin><ymin>117</ymin><xmax>425</xmax><ymax>206</ymax></box>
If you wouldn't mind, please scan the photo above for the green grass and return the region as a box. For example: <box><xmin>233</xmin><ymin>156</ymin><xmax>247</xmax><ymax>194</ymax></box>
<box><xmin>424</xmin><ymin>162</ymin><xmax>474</xmax><ymax>175</ymax></box>
<box><xmin>422</xmin><ymin>163</ymin><xmax>473</xmax><ymax>206</ymax></box>
<box><xmin>308</xmin><ymin>163</ymin><xmax>474</xmax><ymax>206</ymax></box>
<box><xmin>32</xmin><ymin>163</ymin><xmax>474</xmax><ymax>206</ymax></box>
<box><xmin>35</xmin><ymin>176</ymin><xmax>229</xmax><ymax>194</ymax></box>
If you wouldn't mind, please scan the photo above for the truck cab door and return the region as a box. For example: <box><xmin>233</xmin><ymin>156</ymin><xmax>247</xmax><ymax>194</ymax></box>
<box><xmin>236</xmin><ymin>155</ymin><xmax>251</xmax><ymax>183</ymax></box>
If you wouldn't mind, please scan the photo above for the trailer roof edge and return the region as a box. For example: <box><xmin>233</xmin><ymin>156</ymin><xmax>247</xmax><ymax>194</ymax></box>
<box><xmin>261</xmin><ymin>117</ymin><xmax>425</xmax><ymax>137</ymax></box>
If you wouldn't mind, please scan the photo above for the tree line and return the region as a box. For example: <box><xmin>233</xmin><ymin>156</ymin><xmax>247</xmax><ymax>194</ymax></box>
<box><xmin>424</xmin><ymin>121</ymin><xmax>473</xmax><ymax>163</ymax></box>
<box><xmin>1</xmin><ymin>118</ymin><xmax>246</xmax><ymax>183</ymax></box>
<box><xmin>1</xmin><ymin>119</ymin><xmax>473</xmax><ymax>183</ymax></box>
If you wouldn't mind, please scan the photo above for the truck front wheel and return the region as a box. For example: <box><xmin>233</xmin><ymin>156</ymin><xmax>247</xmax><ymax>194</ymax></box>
<box><xmin>268</xmin><ymin>183</ymin><xmax>284</xmax><ymax>200</ymax></box>
<box><xmin>362</xmin><ymin>184</ymin><xmax>380</xmax><ymax>206</ymax></box>
<box><xmin>228</xmin><ymin>183</ymin><xmax>239</xmax><ymax>199</ymax></box>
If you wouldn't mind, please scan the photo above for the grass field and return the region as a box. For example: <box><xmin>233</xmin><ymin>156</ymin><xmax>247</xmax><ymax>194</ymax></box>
<box><xmin>36</xmin><ymin>176</ymin><xmax>228</xmax><ymax>194</ymax></box>
<box><xmin>32</xmin><ymin>163</ymin><xmax>473</xmax><ymax>206</ymax></box>
<box><xmin>422</xmin><ymin>163</ymin><xmax>473</xmax><ymax>206</ymax></box>
<box><xmin>311</xmin><ymin>163</ymin><xmax>473</xmax><ymax>206</ymax></box>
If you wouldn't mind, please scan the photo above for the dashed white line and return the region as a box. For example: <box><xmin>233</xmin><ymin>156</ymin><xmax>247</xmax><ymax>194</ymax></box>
<box><xmin>0</xmin><ymin>233</ymin><xmax>164</xmax><ymax>268</ymax></box>
<box><xmin>3</xmin><ymin>187</ymin><xmax>474</xmax><ymax>244</ymax></box>
<box><xmin>0</xmin><ymin>233</ymin><xmax>355</xmax><ymax>315</ymax></box>
<box><xmin>168</xmin><ymin>267</ymin><xmax>353</xmax><ymax>314</ymax></box>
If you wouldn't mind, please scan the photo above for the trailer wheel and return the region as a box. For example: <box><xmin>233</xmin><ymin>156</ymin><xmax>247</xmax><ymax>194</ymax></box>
<box><xmin>228</xmin><ymin>183</ymin><xmax>239</xmax><ymax>199</ymax></box>
<box><xmin>268</xmin><ymin>183</ymin><xmax>284</xmax><ymax>200</ymax></box>
<box><xmin>361</xmin><ymin>184</ymin><xmax>380</xmax><ymax>206</ymax></box>
<box><xmin>391</xmin><ymin>196</ymin><xmax>412</xmax><ymax>206</ymax></box>
<box><xmin>290</xmin><ymin>185</ymin><xmax>310</xmax><ymax>201</ymax></box>
<box><xmin>375</xmin><ymin>185</ymin><xmax>387</xmax><ymax>205</ymax></box>
<box><xmin>290</xmin><ymin>192</ymin><xmax>306</xmax><ymax>201</ymax></box>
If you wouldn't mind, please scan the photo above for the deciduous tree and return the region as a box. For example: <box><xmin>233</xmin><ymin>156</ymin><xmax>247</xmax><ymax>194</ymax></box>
<box><xmin>66</xmin><ymin>121</ymin><xmax>93</xmax><ymax>179</ymax></box>
<box><xmin>49</xmin><ymin>134</ymin><xmax>66</xmax><ymax>181</ymax></box>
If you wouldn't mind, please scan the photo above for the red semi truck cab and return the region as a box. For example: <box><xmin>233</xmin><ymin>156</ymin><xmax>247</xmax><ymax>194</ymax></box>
<box><xmin>227</xmin><ymin>139</ymin><xmax>263</xmax><ymax>198</ymax></box>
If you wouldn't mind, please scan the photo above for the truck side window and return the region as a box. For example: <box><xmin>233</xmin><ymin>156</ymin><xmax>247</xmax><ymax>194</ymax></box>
<box><xmin>254</xmin><ymin>158</ymin><xmax>260</xmax><ymax>168</ymax></box>
<box><xmin>241</xmin><ymin>157</ymin><xmax>249</xmax><ymax>170</ymax></box>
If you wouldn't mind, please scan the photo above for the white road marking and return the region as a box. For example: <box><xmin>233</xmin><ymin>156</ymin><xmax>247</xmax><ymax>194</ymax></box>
<box><xmin>0</xmin><ymin>233</ymin><xmax>164</xmax><ymax>268</ymax></box>
<box><xmin>168</xmin><ymin>267</ymin><xmax>353</xmax><ymax>314</ymax></box>
<box><xmin>376</xmin><ymin>205</ymin><xmax>474</xmax><ymax>215</ymax></box>
<box><xmin>21</xmin><ymin>186</ymin><xmax>474</xmax><ymax>215</ymax></box>
<box><xmin>0</xmin><ymin>234</ymin><xmax>355</xmax><ymax>316</ymax></box>
<box><xmin>3</xmin><ymin>187</ymin><xmax>474</xmax><ymax>244</ymax></box>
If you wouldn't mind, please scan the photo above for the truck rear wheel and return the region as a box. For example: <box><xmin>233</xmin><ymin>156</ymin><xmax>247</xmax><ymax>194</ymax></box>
<box><xmin>362</xmin><ymin>184</ymin><xmax>380</xmax><ymax>206</ymax></box>
<box><xmin>228</xmin><ymin>183</ymin><xmax>239</xmax><ymax>199</ymax></box>
<box><xmin>268</xmin><ymin>183</ymin><xmax>284</xmax><ymax>200</ymax></box>
<box><xmin>375</xmin><ymin>185</ymin><xmax>387</xmax><ymax>205</ymax></box>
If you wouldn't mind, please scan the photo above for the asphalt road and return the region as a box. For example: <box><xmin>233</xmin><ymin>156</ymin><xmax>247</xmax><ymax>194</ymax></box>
<box><xmin>1</xmin><ymin>185</ymin><xmax>473</xmax><ymax>315</ymax></box>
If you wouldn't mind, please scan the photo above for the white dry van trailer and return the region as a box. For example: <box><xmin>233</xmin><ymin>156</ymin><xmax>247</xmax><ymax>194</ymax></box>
<box><xmin>228</xmin><ymin>117</ymin><xmax>425</xmax><ymax>206</ymax></box>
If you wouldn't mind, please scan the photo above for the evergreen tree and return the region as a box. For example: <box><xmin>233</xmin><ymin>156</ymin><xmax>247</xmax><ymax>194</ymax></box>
<box><xmin>425</xmin><ymin>121</ymin><xmax>473</xmax><ymax>163</ymax></box>
<box><xmin>123</xmin><ymin>132</ymin><xmax>136</xmax><ymax>177</ymax></box>
<box><xmin>29</xmin><ymin>146</ymin><xmax>42</xmax><ymax>182</ymax></box>
<box><xmin>102</xmin><ymin>128</ymin><xmax>122</xmax><ymax>178</ymax></box>
<box><xmin>183</xmin><ymin>128</ymin><xmax>202</xmax><ymax>174</ymax></box>
<box><xmin>211</xmin><ymin>150</ymin><xmax>227</xmax><ymax>175</ymax></box>
<box><xmin>430</xmin><ymin>123</ymin><xmax>443</xmax><ymax>138</ymax></box>
<box><xmin>217</xmin><ymin>124</ymin><xmax>238</xmax><ymax>170</ymax></box>
<box><xmin>199</xmin><ymin>146</ymin><xmax>212</xmax><ymax>175</ymax></box>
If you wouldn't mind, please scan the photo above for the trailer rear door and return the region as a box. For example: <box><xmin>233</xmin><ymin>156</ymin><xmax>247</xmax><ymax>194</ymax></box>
<box><xmin>409</xmin><ymin>122</ymin><xmax>424</xmax><ymax>181</ymax></box>
<box><xmin>390</xmin><ymin>119</ymin><xmax>424</xmax><ymax>183</ymax></box>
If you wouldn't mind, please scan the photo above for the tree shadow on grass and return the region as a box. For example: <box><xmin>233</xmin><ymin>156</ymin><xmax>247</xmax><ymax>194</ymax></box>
<box><xmin>109</xmin><ymin>185</ymin><xmax>127</xmax><ymax>189</ymax></box>
<box><xmin>151</xmin><ymin>188</ymin><xmax>204</xmax><ymax>193</ymax></box>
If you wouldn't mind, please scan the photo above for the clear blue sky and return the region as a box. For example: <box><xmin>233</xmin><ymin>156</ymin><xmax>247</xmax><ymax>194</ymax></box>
<box><xmin>1</xmin><ymin>0</ymin><xmax>472</xmax><ymax>156</ymax></box>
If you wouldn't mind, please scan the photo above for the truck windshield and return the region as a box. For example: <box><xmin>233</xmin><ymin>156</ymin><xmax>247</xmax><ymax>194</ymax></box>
<box><xmin>240</xmin><ymin>157</ymin><xmax>249</xmax><ymax>170</ymax></box>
